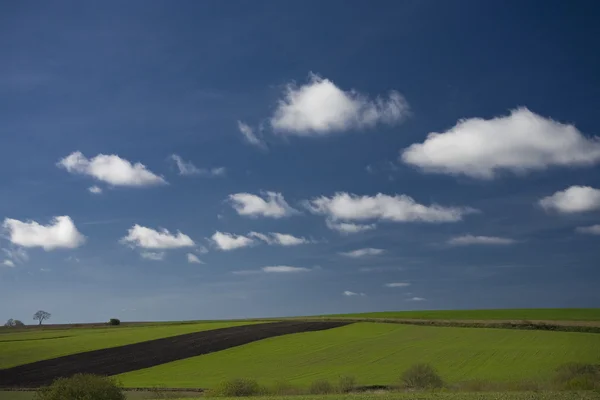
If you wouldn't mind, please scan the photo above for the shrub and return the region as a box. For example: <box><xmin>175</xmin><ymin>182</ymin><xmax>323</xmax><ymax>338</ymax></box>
<box><xmin>109</xmin><ymin>318</ymin><xmax>121</xmax><ymax>326</ymax></box>
<box><xmin>338</xmin><ymin>375</ymin><xmax>357</xmax><ymax>393</ymax></box>
<box><xmin>270</xmin><ymin>380</ymin><xmax>301</xmax><ymax>396</ymax></box>
<box><xmin>400</xmin><ymin>363</ymin><xmax>444</xmax><ymax>389</ymax></box>
<box><xmin>35</xmin><ymin>373</ymin><xmax>125</xmax><ymax>400</ymax></box>
<box><xmin>309</xmin><ymin>379</ymin><xmax>334</xmax><ymax>394</ymax></box>
<box><xmin>554</xmin><ymin>363</ymin><xmax>600</xmax><ymax>390</ymax></box>
<box><xmin>210</xmin><ymin>378</ymin><xmax>264</xmax><ymax>397</ymax></box>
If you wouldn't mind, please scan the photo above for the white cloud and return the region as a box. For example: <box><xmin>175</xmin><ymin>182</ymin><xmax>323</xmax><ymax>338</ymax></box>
<box><xmin>88</xmin><ymin>186</ymin><xmax>103</xmax><ymax>194</ymax></box>
<box><xmin>343</xmin><ymin>291</ymin><xmax>366</xmax><ymax>296</ymax></box>
<box><xmin>229</xmin><ymin>192</ymin><xmax>298</xmax><ymax>218</ymax></box>
<box><xmin>270</xmin><ymin>73</ymin><xmax>409</xmax><ymax>135</ymax></box>
<box><xmin>237</xmin><ymin>121</ymin><xmax>266</xmax><ymax>149</ymax></box>
<box><xmin>447</xmin><ymin>235</ymin><xmax>517</xmax><ymax>246</ymax></box>
<box><xmin>120</xmin><ymin>225</ymin><xmax>195</xmax><ymax>249</ymax></box>
<box><xmin>140</xmin><ymin>251</ymin><xmax>165</xmax><ymax>261</ymax></box>
<box><xmin>187</xmin><ymin>253</ymin><xmax>204</xmax><ymax>264</ymax></box>
<box><xmin>385</xmin><ymin>282</ymin><xmax>410</xmax><ymax>288</ymax></box>
<box><xmin>196</xmin><ymin>245</ymin><xmax>209</xmax><ymax>254</ymax></box>
<box><xmin>3</xmin><ymin>216</ymin><xmax>85</xmax><ymax>250</ymax></box>
<box><xmin>58</xmin><ymin>151</ymin><xmax>166</xmax><ymax>186</ymax></box>
<box><xmin>340</xmin><ymin>248</ymin><xmax>385</xmax><ymax>258</ymax></box>
<box><xmin>262</xmin><ymin>266</ymin><xmax>310</xmax><ymax>273</ymax></box>
<box><xmin>211</xmin><ymin>231</ymin><xmax>255</xmax><ymax>251</ymax></box>
<box><xmin>401</xmin><ymin>108</ymin><xmax>600</xmax><ymax>179</ymax></box>
<box><xmin>407</xmin><ymin>297</ymin><xmax>426</xmax><ymax>301</ymax></box>
<box><xmin>248</xmin><ymin>232</ymin><xmax>309</xmax><ymax>246</ymax></box>
<box><xmin>170</xmin><ymin>154</ymin><xmax>226</xmax><ymax>177</ymax></box>
<box><xmin>307</xmin><ymin>192</ymin><xmax>476</xmax><ymax>223</ymax></box>
<box><xmin>575</xmin><ymin>225</ymin><xmax>600</xmax><ymax>235</ymax></box>
<box><xmin>539</xmin><ymin>186</ymin><xmax>600</xmax><ymax>213</ymax></box>
<box><xmin>2</xmin><ymin>260</ymin><xmax>15</xmax><ymax>267</ymax></box>
<box><xmin>325</xmin><ymin>220</ymin><xmax>376</xmax><ymax>235</ymax></box>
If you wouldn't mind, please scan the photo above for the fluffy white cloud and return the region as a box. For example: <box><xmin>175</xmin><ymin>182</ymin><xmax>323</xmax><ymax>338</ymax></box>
<box><xmin>237</xmin><ymin>121</ymin><xmax>266</xmax><ymax>149</ymax></box>
<box><xmin>539</xmin><ymin>186</ymin><xmax>600</xmax><ymax>213</ymax></box>
<box><xmin>229</xmin><ymin>192</ymin><xmax>298</xmax><ymax>218</ymax></box>
<box><xmin>140</xmin><ymin>251</ymin><xmax>165</xmax><ymax>261</ymax></box>
<box><xmin>2</xmin><ymin>260</ymin><xmax>15</xmax><ymax>267</ymax></box>
<box><xmin>121</xmin><ymin>225</ymin><xmax>195</xmax><ymax>249</ymax></box>
<box><xmin>340</xmin><ymin>248</ymin><xmax>385</xmax><ymax>258</ymax></box>
<box><xmin>401</xmin><ymin>108</ymin><xmax>600</xmax><ymax>179</ymax></box>
<box><xmin>3</xmin><ymin>216</ymin><xmax>85</xmax><ymax>250</ymax></box>
<box><xmin>270</xmin><ymin>73</ymin><xmax>409</xmax><ymax>135</ymax></box>
<box><xmin>325</xmin><ymin>220</ymin><xmax>376</xmax><ymax>234</ymax></box>
<box><xmin>262</xmin><ymin>266</ymin><xmax>310</xmax><ymax>273</ymax></box>
<box><xmin>385</xmin><ymin>282</ymin><xmax>410</xmax><ymax>288</ymax></box>
<box><xmin>187</xmin><ymin>253</ymin><xmax>204</xmax><ymax>264</ymax></box>
<box><xmin>170</xmin><ymin>154</ymin><xmax>226</xmax><ymax>177</ymax></box>
<box><xmin>248</xmin><ymin>232</ymin><xmax>309</xmax><ymax>246</ymax></box>
<box><xmin>211</xmin><ymin>231</ymin><xmax>255</xmax><ymax>251</ymax></box>
<box><xmin>58</xmin><ymin>151</ymin><xmax>166</xmax><ymax>186</ymax></box>
<box><xmin>88</xmin><ymin>186</ymin><xmax>102</xmax><ymax>194</ymax></box>
<box><xmin>343</xmin><ymin>291</ymin><xmax>366</xmax><ymax>296</ymax></box>
<box><xmin>407</xmin><ymin>297</ymin><xmax>426</xmax><ymax>301</ymax></box>
<box><xmin>307</xmin><ymin>192</ymin><xmax>476</xmax><ymax>223</ymax></box>
<box><xmin>575</xmin><ymin>225</ymin><xmax>600</xmax><ymax>235</ymax></box>
<box><xmin>447</xmin><ymin>235</ymin><xmax>517</xmax><ymax>246</ymax></box>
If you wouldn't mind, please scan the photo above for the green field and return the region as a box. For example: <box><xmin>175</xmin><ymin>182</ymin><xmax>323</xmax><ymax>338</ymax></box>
<box><xmin>319</xmin><ymin>308</ymin><xmax>600</xmax><ymax>321</ymax></box>
<box><xmin>1</xmin><ymin>392</ymin><xmax>598</xmax><ymax>400</ymax></box>
<box><xmin>0</xmin><ymin>321</ymin><xmax>259</xmax><ymax>369</ymax></box>
<box><xmin>117</xmin><ymin>322</ymin><xmax>600</xmax><ymax>388</ymax></box>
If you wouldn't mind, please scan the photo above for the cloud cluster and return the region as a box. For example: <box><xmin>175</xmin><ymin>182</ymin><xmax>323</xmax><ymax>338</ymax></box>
<box><xmin>170</xmin><ymin>154</ymin><xmax>225</xmax><ymax>177</ymax></box>
<box><xmin>325</xmin><ymin>220</ymin><xmax>376</xmax><ymax>235</ymax></box>
<box><xmin>121</xmin><ymin>225</ymin><xmax>195</xmax><ymax>249</ymax></box>
<box><xmin>539</xmin><ymin>186</ymin><xmax>600</xmax><ymax>213</ymax></box>
<box><xmin>447</xmin><ymin>235</ymin><xmax>517</xmax><ymax>246</ymax></box>
<box><xmin>248</xmin><ymin>232</ymin><xmax>310</xmax><ymax>246</ymax></box>
<box><xmin>212</xmin><ymin>231</ymin><xmax>310</xmax><ymax>250</ymax></box>
<box><xmin>3</xmin><ymin>216</ymin><xmax>85</xmax><ymax>250</ymax></box>
<box><xmin>340</xmin><ymin>248</ymin><xmax>384</xmax><ymax>258</ymax></box>
<box><xmin>401</xmin><ymin>108</ymin><xmax>600</xmax><ymax>179</ymax></box>
<box><xmin>229</xmin><ymin>192</ymin><xmax>298</xmax><ymax>218</ymax></box>
<box><xmin>307</xmin><ymin>192</ymin><xmax>476</xmax><ymax>223</ymax></box>
<box><xmin>58</xmin><ymin>151</ymin><xmax>166</xmax><ymax>187</ymax></box>
<box><xmin>270</xmin><ymin>74</ymin><xmax>409</xmax><ymax>135</ymax></box>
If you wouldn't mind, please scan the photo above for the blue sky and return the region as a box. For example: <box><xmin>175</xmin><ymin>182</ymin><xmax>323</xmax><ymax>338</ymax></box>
<box><xmin>1</xmin><ymin>0</ymin><xmax>600</xmax><ymax>324</ymax></box>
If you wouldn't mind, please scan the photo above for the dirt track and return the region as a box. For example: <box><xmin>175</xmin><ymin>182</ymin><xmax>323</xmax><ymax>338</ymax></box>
<box><xmin>0</xmin><ymin>321</ymin><xmax>349</xmax><ymax>388</ymax></box>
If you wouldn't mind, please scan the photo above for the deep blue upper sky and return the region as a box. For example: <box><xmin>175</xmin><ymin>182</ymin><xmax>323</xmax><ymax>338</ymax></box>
<box><xmin>1</xmin><ymin>0</ymin><xmax>600</xmax><ymax>323</ymax></box>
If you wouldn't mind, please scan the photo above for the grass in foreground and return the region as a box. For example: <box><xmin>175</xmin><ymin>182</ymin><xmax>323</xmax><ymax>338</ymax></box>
<box><xmin>320</xmin><ymin>309</ymin><xmax>600</xmax><ymax>321</ymax></box>
<box><xmin>1</xmin><ymin>392</ymin><xmax>599</xmax><ymax>400</ymax></box>
<box><xmin>118</xmin><ymin>322</ymin><xmax>600</xmax><ymax>388</ymax></box>
<box><xmin>0</xmin><ymin>321</ymin><xmax>260</xmax><ymax>369</ymax></box>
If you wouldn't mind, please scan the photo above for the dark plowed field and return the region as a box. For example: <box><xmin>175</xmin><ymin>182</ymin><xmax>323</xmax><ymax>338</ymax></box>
<box><xmin>0</xmin><ymin>321</ymin><xmax>350</xmax><ymax>388</ymax></box>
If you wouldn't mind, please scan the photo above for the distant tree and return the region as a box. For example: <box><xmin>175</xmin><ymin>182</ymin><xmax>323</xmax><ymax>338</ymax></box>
<box><xmin>109</xmin><ymin>318</ymin><xmax>120</xmax><ymax>326</ymax></box>
<box><xmin>3</xmin><ymin>319</ymin><xmax>25</xmax><ymax>328</ymax></box>
<box><xmin>33</xmin><ymin>310</ymin><xmax>51</xmax><ymax>325</ymax></box>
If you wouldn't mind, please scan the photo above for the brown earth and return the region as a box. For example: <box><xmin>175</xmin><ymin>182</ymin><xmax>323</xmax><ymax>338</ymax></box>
<box><xmin>0</xmin><ymin>321</ymin><xmax>349</xmax><ymax>388</ymax></box>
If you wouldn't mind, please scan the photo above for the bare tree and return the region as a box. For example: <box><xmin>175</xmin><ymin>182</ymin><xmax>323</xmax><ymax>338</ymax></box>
<box><xmin>4</xmin><ymin>319</ymin><xmax>25</xmax><ymax>328</ymax></box>
<box><xmin>33</xmin><ymin>310</ymin><xmax>51</xmax><ymax>325</ymax></box>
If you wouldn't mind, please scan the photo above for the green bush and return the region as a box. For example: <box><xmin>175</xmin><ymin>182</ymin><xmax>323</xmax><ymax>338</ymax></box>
<box><xmin>209</xmin><ymin>378</ymin><xmax>264</xmax><ymax>397</ymax></box>
<box><xmin>308</xmin><ymin>379</ymin><xmax>334</xmax><ymax>394</ymax></box>
<box><xmin>35</xmin><ymin>373</ymin><xmax>125</xmax><ymax>400</ymax></box>
<box><xmin>400</xmin><ymin>363</ymin><xmax>445</xmax><ymax>389</ymax></box>
<box><xmin>109</xmin><ymin>318</ymin><xmax>121</xmax><ymax>326</ymax></box>
<box><xmin>270</xmin><ymin>380</ymin><xmax>301</xmax><ymax>396</ymax></box>
<box><xmin>337</xmin><ymin>375</ymin><xmax>357</xmax><ymax>393</ymax></box>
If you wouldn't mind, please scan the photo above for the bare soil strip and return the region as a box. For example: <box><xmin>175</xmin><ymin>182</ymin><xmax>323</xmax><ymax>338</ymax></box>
<box><xmin>0</xmin><ymin>321</ymin><xmax>349</xmax><ymax>388</ymax></box>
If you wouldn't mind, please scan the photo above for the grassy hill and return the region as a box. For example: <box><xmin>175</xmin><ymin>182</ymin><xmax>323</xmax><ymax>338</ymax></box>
<box><xmin>318</xmin><ymin>308</ymin><xmax>600</xmax><ymax>321</ymax></box>
<box><xmin>117</xmin><ymin>322</ymin><xmax>600</xmax><ymax>388</ymax></box>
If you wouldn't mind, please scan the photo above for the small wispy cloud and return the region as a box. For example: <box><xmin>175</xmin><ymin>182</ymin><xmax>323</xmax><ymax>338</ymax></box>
<box><xmin>384</xmin><ymin>282</ymin><xmax>410</xmax><ymax>288</ymax></box>
<box><xmin>140</xmin><ymin>251</ymin><xmax>165</xmax><ymax>261</ymax></box>
<box><xmin>187</xmin><ymin>253</ymin><xmax>204</xmax><ymax>264</ymax></box>
<box><xmin>237</xmin><ymin>121</ymin><xmax>267</xmax><ymax>150</ymax></box>
<box><xmin>88</xmin><ymin>186</ymin><xmax>103</xmax><ymax>194</ymax></box>
<box><xmin>406</xmin><ymin>297</ymin><xmax>426</xmax><ymax>301</ymax></box>
<box><xmin>340</xmin><ymin>248</ymin><xmax>384</xmax><ymax>258</ymax></box>
<box><xmin>447</xmin><ymin>235</ymin><xmax>517</xmax><ymax>246</ymax></box>
<box><xmin>170</xmin><ymin>154</ymin><xmax>226</xmax><ymax>177</ymax></box>
<box><xmin>343</xmin><ymin>291</ymin><xmax>366</xmax><ymax>297</ymax></box>
<box><xmin>575</xmin><ymin>224</ymin><xmax>600</xmax><ymax>235</ymax></box>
